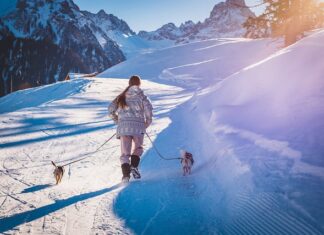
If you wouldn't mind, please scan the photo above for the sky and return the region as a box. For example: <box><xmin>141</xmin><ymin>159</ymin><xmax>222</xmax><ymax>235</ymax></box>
<box><xmin>3</xmin><ymin>0</ymin><xmax>320</xmax><ymax>33</ymax></box>
<box><xmin>74</xmin><ymin>0</ymin><xmax>265</xmax><ymax>32</ymax></box>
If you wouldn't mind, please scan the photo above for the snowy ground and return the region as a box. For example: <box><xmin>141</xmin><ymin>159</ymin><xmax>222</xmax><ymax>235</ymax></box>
<box><xmin>0</xmin><ymin>77</ymin><xmax>191</xmax><ymax>234</ymax></box>
<box><xmin>1</xmin><ymin>32</ymin><xmax>324</xmax><ymax>234</ymax></box>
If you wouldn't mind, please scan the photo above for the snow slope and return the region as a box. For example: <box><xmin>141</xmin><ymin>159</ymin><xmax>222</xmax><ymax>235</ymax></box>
<box><xmin>105</xmin><ymin>32</ymin><xmax>174</xmax><ymax>59</ymax></box>
<box><xmin>103</xmin><ymin>30</ymin><xmax>324</xmax><ymax>233</ymax></box>
<box><xmin>100</xmin><ymin>37</ymin><xmax>280</xmax><ymax>89</ymax></box>
<box><xmin>1</xmin><ymin>30</ymin><xmax>324</xmax><ymax>234</ymax></box>
<box><xmin>195</xmin><ymin>29</ymin><xmax>324</xmax><ymax>169</ymax></box>
<box><xmin>187</xmin><ymin>30</ymin><xmax>324</xmax><ymax>231</ymax></box>
<box><xmin>0</xmin><ymin>79</ymin><xmax>90</xmax><ymax>114</ymax></box>
<box><xmin>0</xmin><ymin>77</ymin><xmax>191</xmax><ymax>234</ymax></box>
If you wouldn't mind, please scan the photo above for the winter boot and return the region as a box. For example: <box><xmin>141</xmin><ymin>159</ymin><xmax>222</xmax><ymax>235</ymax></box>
<box><xmin>121</xmin><ymin>163</ymin><xmax>131</xmax><ymax>182</ymax></box>
<box><xmin>130</xmin><ymin>155</ymin><xmax>141</xmax><ymax>179</ymax></box>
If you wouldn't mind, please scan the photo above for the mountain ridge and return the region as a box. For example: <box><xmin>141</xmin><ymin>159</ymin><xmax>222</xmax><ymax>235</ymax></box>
<box><xmin>138</xmin><ymin>0</ymin><xmax>255</xmax><ymax>43</ymax></box>
<box><xmin>0</xmin><ymin>0</ymin><xmax>255</xmax><ymax>97</ymax></box>
<box><xmin>0</xmin><ymin>0</ymin><xmax>132</xmax><ymax>96</ymax></box>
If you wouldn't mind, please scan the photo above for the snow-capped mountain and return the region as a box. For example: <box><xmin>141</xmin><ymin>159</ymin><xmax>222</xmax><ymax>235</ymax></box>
<box><xmin>1</xmin><ymin>0</ymin><xmax>127</xmax><ymax>65</ymax></box>
<box><xmin>138</xmin><ymin>22</ymin><xmax>188</xmax><ymax>41</ymax></box>
<box><xmin>83</xmin><ymin>9</ymin><xmax>135</xmax><ymax>38</ymax></box>
<box><xmin>139</xmin><ymin>0</ymin><xmax>255</xmax><ymax>42</ymax></box>
<box><xmin>0</xmin><ymin>0</ymin><xmax>134</xmax><ymax>96</ymax></box>
<box><xmin>0</xmin><ymin>0</ymin><xmax>256</xmax><ymax>97</ymax></box>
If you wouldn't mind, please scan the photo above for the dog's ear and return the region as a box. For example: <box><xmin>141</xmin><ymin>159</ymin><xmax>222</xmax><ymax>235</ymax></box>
<box><xmin>51</xmin><ymin>161</ymin><xmax>57</xmax><ymax>167</ymax></box>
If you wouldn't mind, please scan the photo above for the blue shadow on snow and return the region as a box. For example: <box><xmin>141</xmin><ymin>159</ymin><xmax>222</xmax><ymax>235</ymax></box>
<box><xmin>21</xmin><ymin>184</ymin><xmax>52</xmax><ymax>194</ymax></box>
<box><xmin>0</xmin><ymin>184</ymin><xmax>121</xmax><ymax>233</ymax></box>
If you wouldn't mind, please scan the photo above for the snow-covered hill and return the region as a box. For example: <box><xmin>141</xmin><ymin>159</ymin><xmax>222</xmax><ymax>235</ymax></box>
<box><xmin>100</xmin><ymin>37</ymin><xmax>280</xmax><ymax>89</ymax></box>
<box><xmin>1</xmin><ymin>28</ymin><xmax>323</xmax><ymax>234</ymax></box>
<box><xmin>99</xmin><ymin>29</ymin><xmax>324</xmax><ymax>233</ymax></box>
<box><xmin>194</xmin><ymin>28</ymin><xmax>324</xmax><ymax>176</ymax></box>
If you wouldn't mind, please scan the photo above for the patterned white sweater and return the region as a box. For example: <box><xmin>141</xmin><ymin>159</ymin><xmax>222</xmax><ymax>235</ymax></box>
<box><xmin>108</xmin><ymin>86</ymin><xmax>153</xmax><ymax>138</ymax></box>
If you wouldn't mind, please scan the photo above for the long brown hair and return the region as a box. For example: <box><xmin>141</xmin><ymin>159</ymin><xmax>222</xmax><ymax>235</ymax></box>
<box><xmin>116</xmin><ymin>75</ymin><xmax>141</xmax><ymax>109</ymax></box>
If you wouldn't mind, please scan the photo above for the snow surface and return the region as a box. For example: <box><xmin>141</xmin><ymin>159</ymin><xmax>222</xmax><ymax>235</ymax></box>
<box><xmin>0</xmin><ymin>77</ymin><xmax>190</xmax><ymax>234</ymax></box>
<box><xmin>105</xmin><ymin>32</ymin><xmax>174</xmax><ymax>59</ymax></box>
<box><xmin>1</xmin><ymin>30</ymin><xmax>324</xmax><ymax>234</ymax></box>
<box><xmin>100</xmin><ymin>37</ymin><xmax>281</xmax><ymax>89</ymax></box>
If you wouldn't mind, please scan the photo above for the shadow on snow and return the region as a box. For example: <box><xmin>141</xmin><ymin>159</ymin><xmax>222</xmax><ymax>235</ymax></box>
<box><xmin>0</xmin><ymin>184</ymin><xmax>122</xmax><ymax>233</ymax></box>
<box><xmin>113</xmin><ymin>99</ymin><xmax>225</xmax><ymax>235</ymax></box>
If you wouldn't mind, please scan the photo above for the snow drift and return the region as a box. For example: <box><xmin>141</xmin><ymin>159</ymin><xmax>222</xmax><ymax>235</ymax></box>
<box><xmin>196</xmin><ymin>29</ymin><xmax>324</xmax><ymax>166</ymax></box>
<box><xmin>183</xmin><ymin>29</ymin><xmax>324</xmax><ymax>232</ymax></box>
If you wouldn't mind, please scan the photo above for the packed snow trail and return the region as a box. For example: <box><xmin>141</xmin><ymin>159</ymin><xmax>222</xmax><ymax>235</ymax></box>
<box><xmin>113</xmin><ymin>94</ymin><xmax>323</xmax><ymax>235</ymax></box>
<box><xmin>0</xmin><ymin>77</ymin><xmax>191</xmax><ymax>234</ymax></box>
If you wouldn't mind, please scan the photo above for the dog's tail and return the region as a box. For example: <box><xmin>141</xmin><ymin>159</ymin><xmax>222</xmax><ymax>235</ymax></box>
<box><xmin>51</xmin><ymin>161</ymin><xmax>57</xmax><ymax>167</ymax></box>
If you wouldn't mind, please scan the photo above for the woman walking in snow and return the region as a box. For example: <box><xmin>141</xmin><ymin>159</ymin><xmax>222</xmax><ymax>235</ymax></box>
<box><xmin>108</xmin><ymin>75</ymin><xmax>153</xmax><ymax>182</ymax></box>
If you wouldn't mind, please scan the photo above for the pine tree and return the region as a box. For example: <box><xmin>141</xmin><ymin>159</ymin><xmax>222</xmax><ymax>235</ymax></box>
<box><xmin>244</xmin><ymin>15</ymin><xmax>270</xmax><ymax>38</ymax></box>
<box><xmin>244</xmin><ymin>0</ymin><xmax>324</xmax><ymax>46</ymax></box>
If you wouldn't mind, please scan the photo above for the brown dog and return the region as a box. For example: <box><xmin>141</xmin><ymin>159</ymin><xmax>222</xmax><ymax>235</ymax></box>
<box><xmin>180</xmin><ymin>150</ymin><xmax>194</xmax><ymax>176</ymax></box>
<box><xmin>51</xmin><ymin>161</ymin><xmax>64</xmax><ymax>185</ymax></box>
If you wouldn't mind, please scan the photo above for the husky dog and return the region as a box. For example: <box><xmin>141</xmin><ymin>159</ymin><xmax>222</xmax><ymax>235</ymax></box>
<box><xmin>51</xmin><ymin>161</ymin><xmax>64</xmax><ymax>185</ymax></box>
<box><xmin>180</xmin><ymin>150</ymin><xmax>194</xmax><ymax>176</ymax></box>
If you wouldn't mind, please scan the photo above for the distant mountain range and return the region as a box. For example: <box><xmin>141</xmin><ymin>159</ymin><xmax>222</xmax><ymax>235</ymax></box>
<box><xmin>138</xmin><ymin>0</ymin><xmax>254</xmax><ymax>43</ymax></box>
<box><xmin>0</xmin><ymin>0</ymin><xmax>254</xmax><ymax>97</ymax></box>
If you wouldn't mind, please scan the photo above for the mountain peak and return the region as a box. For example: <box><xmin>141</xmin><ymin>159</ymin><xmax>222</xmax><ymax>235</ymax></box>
<box><xmin>210</xmin><ymin>0</ymin><xmax>253</xmax><ymax>19</ymax></box>
<box><xmin>138</xmin><ymin>0</ymin><xmax>254</xmax><ymax>42</ymax></box>
<box><xmin>97</xmin><ymin>9</ymin><xmax>106</xmax><ymax>16</ymax></box>
<box><xmin>160</xmin><ymin>23</ymin><xmax>177</xmax><ymax>30</ymax></box>
<box><xmin>180</xmin><ymin>21</ymin><xmax>195</xmax><ymax>27</ymax></box>
<box><xmin>226</xmin><ymin>0</ymin><xmax>246</xmax><ymax>6</ymax></box>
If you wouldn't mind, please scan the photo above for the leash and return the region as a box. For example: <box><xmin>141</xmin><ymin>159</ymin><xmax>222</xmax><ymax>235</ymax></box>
<box><xmin>61</xmin><ymin>132</ymin><xmax>116</xmax><ymax>167</ymax></box>
<box><xmin>145</xmin><ymin>132</ymin><xmax>181</xmax><ymax>161</ymax></box>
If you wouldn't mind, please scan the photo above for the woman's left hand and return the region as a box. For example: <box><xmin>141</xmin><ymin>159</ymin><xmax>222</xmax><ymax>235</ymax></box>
<box><xmin>145</xmin><ymin>122</ymin><xmax>150</xmax><ymax>129</ymax></box>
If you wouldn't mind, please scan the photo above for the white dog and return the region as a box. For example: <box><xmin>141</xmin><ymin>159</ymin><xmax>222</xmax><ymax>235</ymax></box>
<box><xmin>180</xmin><ymin>150</ymin><xmax>194</xmax><ymax>176</ymax></box>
